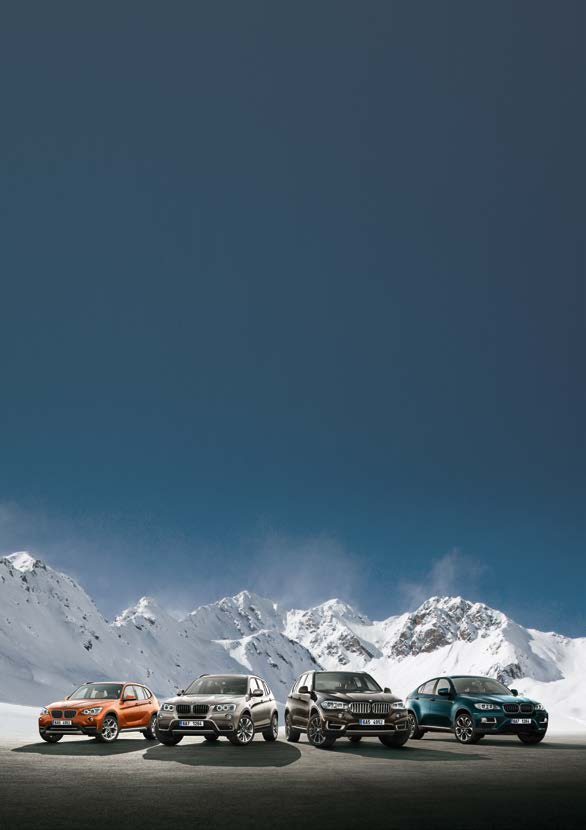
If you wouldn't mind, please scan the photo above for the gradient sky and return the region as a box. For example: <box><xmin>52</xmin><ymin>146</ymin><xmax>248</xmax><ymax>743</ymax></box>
<box><xmin>0</xmin><ymin>2</ymin><xmax>584</xmax><ymax>634</ymax></box>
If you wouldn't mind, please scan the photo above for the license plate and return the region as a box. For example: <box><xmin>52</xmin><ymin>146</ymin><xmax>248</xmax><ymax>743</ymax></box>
<box><xmin>178</xmin><ymin>720</ymin><xmax>204</xmax><ymax>728</ymax></box>
<box><xmin>52</xmin><ymin>720</ymin><xmax>72</xmax><ymax>726</ymax></box>
<box><xmin>359</xmin><ymin>718</ymin><xmax>385</xmax><ymax>726</ymax></box>
<box><xmin>511</xmin><ymin>718</ymin><xmax>532</xmax><ymax>724</ymax></box>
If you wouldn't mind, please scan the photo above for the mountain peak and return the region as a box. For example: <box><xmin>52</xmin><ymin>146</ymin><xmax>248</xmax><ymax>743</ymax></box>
<box><xmin>114</xmin><ymin>596</ymin><xmax>165</xmax><ymax>627</ymax></box>
<box><xmin>4</xmin><ymin>552</ymin><xmax>43</xmax><ymax>573</ymax></box>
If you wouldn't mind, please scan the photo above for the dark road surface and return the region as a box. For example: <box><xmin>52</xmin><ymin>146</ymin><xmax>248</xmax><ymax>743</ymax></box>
<box><xmin>1</xmin><ymin>733</ymin><xmax>585</xmax><ymax>829</ymax></box>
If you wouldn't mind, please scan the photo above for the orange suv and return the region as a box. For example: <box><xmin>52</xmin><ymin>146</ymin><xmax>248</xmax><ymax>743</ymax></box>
<box><xmin>38</xmin><ymin>681</ymin><xmax>160</xmax><ymax>743</ymax></box>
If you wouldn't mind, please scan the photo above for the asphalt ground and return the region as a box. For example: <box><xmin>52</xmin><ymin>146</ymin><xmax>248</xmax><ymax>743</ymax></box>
<box><xmin>0</xmin><ymin>732</ymin><xmax>584</xmax><ymax>830</ymax></box>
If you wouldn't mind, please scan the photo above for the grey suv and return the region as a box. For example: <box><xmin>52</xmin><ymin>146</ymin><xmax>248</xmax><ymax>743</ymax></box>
<box><xmin>156</xmin><ymin>674</ymin><xmax>278</xmax><ymax>746</ymax></box>
<box><xmin>285</xmin><ymin>670</ymin><xmax>410</xmax><ymax>749</ymax></box>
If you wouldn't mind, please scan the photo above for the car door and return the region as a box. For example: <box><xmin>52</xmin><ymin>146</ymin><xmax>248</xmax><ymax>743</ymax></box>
<box><xmin>290</xmin><ymin>673</ymin><xmax>309</xmax><ymax>727</ymax></box>
<box><xmin>296</xmin><ymin>672</ymin><xmax>312</xmax><ymax>729</ymax></box>
<box><xmin>414</xmin><ymin>679</ymin><xmax>438</xmax><ymax>726</ymax></box>
<box><xmin>120</xmin><ymin>684</ymin><xmax>141</xmax><ymax>727</ymax></box>
<box><xmin>426</xmin><ymin>678</ymin><xmax>454</xmax><ymax>726</ymax></box>
<box><xmin>134</xmin><ymin>685</ymin><xmax>152</xmax><ymax>727</ymax></box>
<box><xmin>248</xmin><ymin>677</ymin><xmax>268</xmax><ymax>728</ymax></box>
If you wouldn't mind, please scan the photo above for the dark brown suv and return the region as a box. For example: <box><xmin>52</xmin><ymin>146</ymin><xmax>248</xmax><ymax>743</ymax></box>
<box><xmin>285</xmin><ymin>670</ymin><xmax>410</xmax><ymax>749</ymax></box>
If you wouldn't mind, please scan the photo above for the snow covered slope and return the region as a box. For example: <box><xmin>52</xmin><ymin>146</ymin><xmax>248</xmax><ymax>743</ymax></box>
<box><xmin>0</xmin><ymin>552</ymin><xmax>584</xmax><ymax>731</ymax></box>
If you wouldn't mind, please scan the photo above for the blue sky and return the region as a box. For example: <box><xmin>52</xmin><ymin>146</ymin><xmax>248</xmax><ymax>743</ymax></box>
<box><xmin>0</xmin><ymin>2</ymin><xmax>584</xmax><ymax>634</ymax></box>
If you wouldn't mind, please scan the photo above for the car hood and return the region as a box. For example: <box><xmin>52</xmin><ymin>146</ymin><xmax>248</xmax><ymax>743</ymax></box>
<box><xmin>44</xmin><ymin>698</ymin><xmax>109</xmax><ymax>709</ymax></box>
<box><xmin>164</xmin><ymin>694</ymin><xmax>247</xmax><ymax>706</ymax></box>
<box><xmin>459</xmin><ymin>694</ymin><xmax>537</xmax><ymax>706</ymax></box>
<box><xmin>316</xmin><ymin>691</ymin><xmax>402</xmax><ymax>704</ymax></box>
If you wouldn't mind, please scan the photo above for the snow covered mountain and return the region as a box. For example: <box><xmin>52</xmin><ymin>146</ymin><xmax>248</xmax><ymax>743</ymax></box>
<box><xmin>1</xmin><ymin>552</ymin><xmax>584</xmax><ymax>730</ymax></box>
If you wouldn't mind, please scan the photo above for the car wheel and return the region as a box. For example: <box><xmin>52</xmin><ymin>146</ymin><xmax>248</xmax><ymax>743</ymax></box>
<box><xmin>229</xmin><ymin>714</ymin><xmax>255</xmax><ymax>746</ymax></box>
<box><xmin>156</xmin><ymin>728</ymin><xmax>183</xmax><ymax>746</ymax></box>
<box><xmin>143</xmin><ymin>714</ymin><xmax>158</xmax><ymax>741</ymax></box>
<box><xmin>39</xmin><ymin>731</ymin><xmax>63</xmax><ymax>743</ymax></box>
<box><xmin>307</xmin><ymin>714</ymin><xmax>336</xmax><ymax>749</ymax></box>
<box><xmin>204</xmin><ymin>734</ymin><xmax>219</xmax><ymax>742</ymax></box>
<box><xmin>262</xmin><ymin>713</ymin><xmax>279</xmax><ymax>742</ymax></box>
<box><xmin>408</xmin><ymin>712</ymin><xmax>425</xmax><ymax>740</ymax></box>
<box><xmin>518</xmin><ymin>732</ymin><xmax>546</xmax><ymax>744</ymax></box>
<box><xmin>379</xmin><ymin>731</ymin><xmax>410</xmax><ymax>748</ymax></box>
<box><xmin>348</xmin><ymin>736</ymin><xmax>362</xmax><ymax>743</ymax></box>
<box><xmin>453</xmin><ymin>712</ymin><xmax>480</xmax><ymax>744</ymax></box>
<box><xmin>285</xmin><ymin>712</ymin><xmax>300</xmax><ymax>743</ymax></box>
<box><xmin>95</xmin><ymin>714</ymin><xmax>119</xmax><ymax>743</ymax></box>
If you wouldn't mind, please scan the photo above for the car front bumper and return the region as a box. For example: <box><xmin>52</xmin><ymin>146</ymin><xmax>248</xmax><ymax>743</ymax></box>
<box><xmin>321</xmin><ymin>711</ymin><xmax>410</xmax><ymax>738</ymax></box>
<box><xmin>473</xmin><ymin>712</ymin><xmax>548</xmax><ymax>735</ymax></box>
<box><xmin>157</xmin><ymin>716</ymin><xmax>237</xmax><ymax>736</ymax></box>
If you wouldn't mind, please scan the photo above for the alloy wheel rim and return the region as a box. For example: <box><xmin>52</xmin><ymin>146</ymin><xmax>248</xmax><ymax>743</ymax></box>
<box><xmin>308</xmin><ymin>716</ymin><xmax>326</xmax><ymax>746</ymax></box>
<box><xmin>237</xmin><ymin>716</ymin><xmax>254</xmax><ymax>743</ymax></box>
<box><xmin>285</xmin><ymin>714</ymin><xmax>291</xmax><ymax>736</ymax></box>
<box><xmin>151</xmin><ymin>716</ymin><xmax>157</xmax><ymax>735</ymax></box>
<box><xmin>408</xmin><ymin>714</ymin><xmax>416</xmax><ymax>738</ymax></box>
<box><xmin>272</xmin><ymin>715</ymin><xmax>278</xmax><ymax>738</ymax></box>
<box><xmin>455</xmin><ymin>715</ymin><xmax>473</xmax><ymax>742</ymax></box>
<box><xmin>102</xmin><ymin>716</ymin><xmax>118</xmax><ymax>741</ymax></box>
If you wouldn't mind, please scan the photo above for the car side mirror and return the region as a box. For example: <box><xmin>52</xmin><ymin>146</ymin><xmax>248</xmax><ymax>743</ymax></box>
<box><xmin>178</xmin><ymin>690</ymin><xmax>185</xmax><ymax>696</ymax></box>
<box><xmin>298</xmin><ymin>685</ymin><xmax>309</xmax><ymax>695</ymax></box>
<box><xmin>438</xmin><ymin>687</ymin><xmax>451</xmax><ymax>697</ymax></box>
<box><xmin>123</xmin><ymin>693</ymin><xmax>137</xmax><ymax>702</ymax></box>
<box><xmin>383</xmin><ymin>687</ymin><xmax>391</xmax><ymax>694</ymax></box>
<box><xmin>251</xmin><ymin>688</ymin><xmax>263</xmax><ymax>697</ymax></box>
<box><xmin>510</xmin><ymin>688</ymin><xmax>518</xmax><ymax>697</ymax></box>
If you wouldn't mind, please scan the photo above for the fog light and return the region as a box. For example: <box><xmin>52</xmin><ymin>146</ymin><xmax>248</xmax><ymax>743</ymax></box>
<box><xmin>226</xmin><ymin>713</ymin><xmax>232</xmax><ymax>720</ymax></box>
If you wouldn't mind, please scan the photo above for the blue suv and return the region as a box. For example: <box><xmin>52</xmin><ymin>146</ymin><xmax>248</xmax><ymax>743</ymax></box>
<box><xmin>406</xmin><ymin>675</ymin><xmax>548</xmax><ymax>745</ymax></box>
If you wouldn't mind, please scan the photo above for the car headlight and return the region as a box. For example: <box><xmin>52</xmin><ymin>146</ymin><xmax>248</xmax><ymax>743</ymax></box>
<box><xmin>320</xmin><ymin>700</ymin><xmax>349</xmax><ymax>711</ymax></box>
<box><xmin>391</xmin><ymin>701</ymin><xmax>406</xmax><ymax>710</ymax></box>
<box><xmin>161</xmin><ymin>703</ymin><xmax>176</xmax><ymax>712</ymax></box>
<box><xmin>214</xmin><ymin>704</ymin><xmax>236</xmax><ymax>712</ymax></box>
<box><xmin>534</xmin><ymin>703</ymin><xmax>546</xmax><ymax>711</ymax></box>
<box><xmin>40</xmin><ymin>708</ymin><xmax>49</xmax><ymax>715</ymax></box>
<box><xmin>81</xmin><ymin>707</ymin><xmax>103</xmax><ymax>715</ymax></box>
<box><xmin>474</xmin><ymin>703</ymin><xmax>500</xmax><ymax>710</ymax></box>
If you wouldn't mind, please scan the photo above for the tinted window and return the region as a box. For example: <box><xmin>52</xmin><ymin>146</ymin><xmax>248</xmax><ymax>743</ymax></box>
<box><xmin>314</xmin><ymin>673</ymin><xmax>382</xmax><ymax>693</ymax></box>
<box><xmin>69</xmin><ymin>683</ymin><xmax>123</xmax><ymax>700</ymax></box>
<box><xmin>436</xmin><ymin>678</ymin><xmax>451</xmax><ymax>695</ymax></box>
<box><xmin>184</xmin><ymin>676</ymin><xmax>248</xmax><ymax>696</ymax></box>
<box><xmin>452</xmin><ymin>677</ymin><xmax>511</xmax><ymax>695</ymax></box>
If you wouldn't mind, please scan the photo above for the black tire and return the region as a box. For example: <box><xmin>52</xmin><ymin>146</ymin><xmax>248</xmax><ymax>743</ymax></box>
<box><xmin>39</xmin><ymin>732</ymin><xmax>63</xmax><ymax>743</ymax></box>
<box><xmin>156</xmin><ymin>730</ymin><xmax>183</xmax><ymax>746</ymax></box>
<box><xmin>228</xmin><ymin>713</ymin><xmax>255</xmax><ymax>746</ymax></box>
<box><xmin>285</xmin><ymin>712</ymin><xmax>300</xmax><ymax>743</ymax></box>
<box><xmin>262</xmin><ymin>713</ymin><xmax>279</xmax><ymax>742</ymax></box>
<box><xmin>95</xmin><ymin>714</ymin><xmax>119</xmax><ymax>743</ymax></box>
<box><xmin>348</xmin><ymin>736</ymin><xmax>362</xmax><ymax>743</ymax></box>
<box><xmin>518</xmin><ymin>732</ymin><xmax>546</xmax><ymax>744</ymax></box>
<box><xmin>143</xmin><ymin>714</ymin><xmax>158</xmax><ymax>741</ymax></box>
<box><xmin>307</xmin><ymin>714</ymin><xmax>336</xmax><ymax>749</ymax></box>
<box><xmin>408</xmin><ymin>712</ymin><xmax>425</xmax><ymax>740</ymax></box>
<box><xmin>204</xmin><ymin>734</ymin><xmax>219</xmax><ymax>742</ymax></box>
<box><xmin>379</xmin><ymin>731</ymin><xmax>409</xmax><ymax>748</ymax></box>
<box><xmin>453</xmin><ymin>712</ymin><xmax>480</xmax><ymax>745</ymax></box>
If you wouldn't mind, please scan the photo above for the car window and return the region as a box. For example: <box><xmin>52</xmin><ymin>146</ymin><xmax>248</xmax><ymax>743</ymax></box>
<box><xmin>419</xmin><ymin>680</ymin><xmax>437</xmax><ymax>695</ymax></box>
<box><xmin>142</xmin><ymin>687</ymin><xmax>152</xmax><ymax>699</ymax></box>
<box><xmin>137</xmin><ymin>686</ymin><xmax>150</xmax><ymax>700</ymax></box>
<box><xmin>250</xmin><ymin>677</ymin><xmax>262</xmax><ymax>694</ymax></box>
<box><xmin>262</xmin><ymin>681</ymin><xmax>271</xmax><ymax>696</ymax></box>
<box><xmin>436</xmin><ymin>678</ymin><xmax>451</xmax><ymax>695</ymax></box>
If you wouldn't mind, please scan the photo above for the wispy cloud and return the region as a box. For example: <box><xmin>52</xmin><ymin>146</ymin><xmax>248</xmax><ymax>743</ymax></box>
<box><xmin>399</xmin><ymin>548</ymin><xmax>488</xmax><ymax>610</ymax></box>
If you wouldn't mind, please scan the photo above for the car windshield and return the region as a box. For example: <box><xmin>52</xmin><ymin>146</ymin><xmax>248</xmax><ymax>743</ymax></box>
<box><xmin>452</xmin><ymin>677</ymin><xmax>512</xmax><ymax>695</ymax></box>
<box><xmin>314</xmin><ymin>672</ymin><xmax>382</xmax><ymax>693</ymax></box>
<box><xmin>184</xmin><ymin>676</ymin><xmax>249</xmax><ymax>696</ymax></box>
<box><xmin>68</xmin><ymin>683</ymin><xmax>123</xmax><ymax>700</ymax></box>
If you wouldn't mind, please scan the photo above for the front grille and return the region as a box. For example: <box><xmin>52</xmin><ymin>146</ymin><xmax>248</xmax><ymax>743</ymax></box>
<box><xmin>51</xmin><ymin>710</ymin><xmax>63</xmax><ymax>718</ymax></box>
<box><xmin>176</xmin><ymin>704</ymin><xmax>192</xmax><ymax>716</ymax></box>
<box><xmin>193</xmin><ymin>704</ymin><xmax>209</xmax><ymax>716</ymax></box>
<box><xmin>349</xmin><ymin>703</ymin><xmax>371</xmax><ymax>714</ymax></box>
<box><xmin>520</xmin><ymin>704</ymin><xmax>534</xmax><ymax>714</ymax></box>
<box><xmin>64</xmin><ymin>710</ymin><xmax>77</xmax><ymax>719</ymax></box>
<box><xmin>348</xmin><ymin>702</ymin><xmax>390</xmax><ymax>715</ymax></box>
<box><xmin>176</xmin><ymin>703</ymin><xmax>209</xmax><ymax>716</ymax></box>
<box><xmin>372</xmin><ymin>703</ymin><xmax>391</xmax><ymax>714</ymax></box>
<box><xmin>503</xmin><ymin>704</ymin><xmax>519</xmax><ymax>714</ymax></box>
